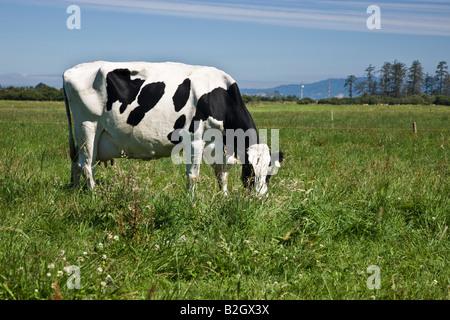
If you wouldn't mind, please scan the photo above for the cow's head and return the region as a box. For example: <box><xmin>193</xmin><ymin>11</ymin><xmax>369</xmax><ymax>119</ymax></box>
<box><xmin>241</xmin><ymin>144</ymin><xmax>283</xmax><ymax>195</ymax></box>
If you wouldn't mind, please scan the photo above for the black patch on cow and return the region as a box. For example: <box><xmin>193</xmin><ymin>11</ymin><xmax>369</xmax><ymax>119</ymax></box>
<box><xmin>127</xmin><ymin>82</ymin><xmax>165</xmax><ymax>126</ymax></box>
<box><xmin>187</xmin><ymin>82</ymin><xmax>259</xmax><ymax>188</ymax></box>
<box><xmin>106</xmin><ymin>69</ymin><xmax>144</xmax><ymax>113</ymax></box>
<box><xmin>173</xmin><ymin>114</ymin><xmax>186</xmax><ymax>129</ymax></box>
<box><xmin>188</xmin><ymin>83</ymin><xmax>256</xmax><ymax>134</ymax></box>
<box><xmin>167</xmin><ymin>114</ymin><xmax>186</xmax><ymax>144</ymax></box>
<box><xmin>173</xmin><ymin>78</ymin><xmax>191</xmax><ymax>112</ymax></box>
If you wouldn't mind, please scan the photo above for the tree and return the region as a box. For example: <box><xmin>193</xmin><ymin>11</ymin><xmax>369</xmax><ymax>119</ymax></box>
<box><xmin>344</xmin><ymin>75</ymin><xmax>357</xmax><ymax>98</ymax></box>
<box><xmin>365</xmin><ymin>64</ymin><xmax>377</xmax><ymax>95</ymax></box>
<box><xmin>444</xmin><ymin>73</ymin><xmax>450</xmax><ymax>95</ymax></box>
<box><xmin>35</xmin><ymin>82</ymin><xmax>47</xmax><ymax>90</ymax></box>
<box><xmin>355</xmin><ymin>80</ymin><xmax>368</xmax><ymax>96</ymax></box>
<box><xmin>424</xmin><ymin>73</ymin><xmax>435</xmax><ymax>95</ymax></box>
<box><xmin>435</xmin><ymin>61</ymin><xmax>448</xmax><ymax>95</ymax></box>
<box><xmin>391</xmin><ymin>60</ymin><xmax>407</xmax><ymax>97</ymax></box>
<box><xmin>379</xmin><ymin>62</ymin><xmax>392</xmax><ymax>96</ymax></box>
<box><xmin>407</xmin><ymin>60</ymin><xmax>424</xmax><ymax>95</ymax></box>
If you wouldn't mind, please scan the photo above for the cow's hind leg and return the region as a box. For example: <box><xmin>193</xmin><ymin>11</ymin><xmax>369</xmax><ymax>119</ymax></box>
<box><xmin>76</xmin><ymin>121</ymin><xmax>98</xmax><ymax>190</ymax></box>
<box><xmin>207</xmin><ymin>146</ymin><xmax>233</xmax><ymax>196</ymax></box>
<box><xmin>212</xmin><ymin>164</ymin><xmax>232</xmax><ymax>196</ymax></box>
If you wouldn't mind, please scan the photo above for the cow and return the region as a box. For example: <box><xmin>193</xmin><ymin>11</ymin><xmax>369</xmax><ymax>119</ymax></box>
<box><xmin>63</xmin><ymin>61</ymin><xmax>283</xmax><ymax>195</ymax></box>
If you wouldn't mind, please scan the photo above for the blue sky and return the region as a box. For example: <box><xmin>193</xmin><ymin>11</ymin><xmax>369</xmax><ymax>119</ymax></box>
<box><xmin>0</xmin><ymin>0</ymin><xmax>449</xmax><ymax>88</ymax></box>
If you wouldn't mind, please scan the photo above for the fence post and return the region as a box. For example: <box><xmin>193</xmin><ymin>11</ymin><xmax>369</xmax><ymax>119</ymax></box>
<box><xmin>412</xmin><ymin>122</ymin><xmax>417</xmax><ymax>134</ymax></box>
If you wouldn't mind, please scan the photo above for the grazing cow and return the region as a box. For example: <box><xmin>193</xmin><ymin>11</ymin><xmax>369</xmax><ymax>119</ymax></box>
<box><xmin>63</xmin><ymin>61</ymin><xmax>282</xmax><ymax>195</ymax></box>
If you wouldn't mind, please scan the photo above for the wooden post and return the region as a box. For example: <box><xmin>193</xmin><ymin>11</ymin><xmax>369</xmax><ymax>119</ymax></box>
<box><xmin>331</xmin><ymin>110</ymin><xmax>334</xmax><ymax>121</ymax></box>
<box><xmin>412</xmin><ymin>122</ymin><xmax>417</xmax><ymax>134</ymax></box>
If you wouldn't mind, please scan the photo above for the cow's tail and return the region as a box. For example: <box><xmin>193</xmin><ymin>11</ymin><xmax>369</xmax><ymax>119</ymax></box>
<box><xmin>63</xmin><ymin>82</ymin><xmax>77</xmax><ymax>164</ymax></box>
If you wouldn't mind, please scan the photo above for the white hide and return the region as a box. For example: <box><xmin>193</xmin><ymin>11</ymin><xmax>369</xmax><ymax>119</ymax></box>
<box><xmin>64</xmin><ymin>61</ymin><xmax>235</xmax><ymax>162</ymax></box>
<box><xmin>247</xmin><ymin>144</ymin><xmax>271</xmax><ymax>195</ymax></box>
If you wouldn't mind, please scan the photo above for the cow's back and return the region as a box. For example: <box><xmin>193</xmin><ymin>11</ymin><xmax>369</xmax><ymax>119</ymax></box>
<box><xmin>63</xmin><ymin>61</ymin><xmax>239</xmax><ymax>160</ymax></box>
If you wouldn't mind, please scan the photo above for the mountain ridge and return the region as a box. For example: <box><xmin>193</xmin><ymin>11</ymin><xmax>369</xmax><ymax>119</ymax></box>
<box><xmin>240</xmin><ymin>77</ymin><xmax>366</xmax><ymax>100</ymax></box>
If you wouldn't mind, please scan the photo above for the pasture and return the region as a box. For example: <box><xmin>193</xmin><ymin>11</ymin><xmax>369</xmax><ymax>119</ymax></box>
<box><xmin>0</xmin><ymin>100</ymin><xmax>448</xmax><ymax>300</ymax></box>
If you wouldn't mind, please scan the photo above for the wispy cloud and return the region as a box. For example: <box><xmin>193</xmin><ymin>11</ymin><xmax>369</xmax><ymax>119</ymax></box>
<box><xmin>0</xmin><ymin>72</ymin><xmax>62</xmax><ymax>88</ymax></box>
<box><xmin>59</xmin><ymin>0</ymin><xmax>450</xmax><ymax>36</ymax></box>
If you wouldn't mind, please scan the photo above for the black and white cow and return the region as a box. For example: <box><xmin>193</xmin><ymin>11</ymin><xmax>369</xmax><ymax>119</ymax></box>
<box><xmin>63</xmin><ymin>61</ymin><xmax>282</xmax><ymax>195</ymax></box>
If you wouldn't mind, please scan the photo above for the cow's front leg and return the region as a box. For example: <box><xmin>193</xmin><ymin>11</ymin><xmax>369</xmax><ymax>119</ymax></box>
<box><xmin>76</xmin><ymin>121</ymin><xmax>98</xmax><ymax>190</ymax></box>
<box><xmin>186</xmin><ymin>139</ymin><xmax>205</xmax><ymax>194</ymax></box>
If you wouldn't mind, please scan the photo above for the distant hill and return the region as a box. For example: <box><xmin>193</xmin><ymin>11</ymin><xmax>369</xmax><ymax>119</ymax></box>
<box><xmin>241</xmin><ymin>77</ymin><xmax>367</xmax><ymax>100</ymax></box>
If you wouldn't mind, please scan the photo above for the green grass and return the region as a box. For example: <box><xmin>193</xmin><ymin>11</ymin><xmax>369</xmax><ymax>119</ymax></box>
<box><xmin>0</xmin><ymin>100</ymin><xmax>448</xmax><ymax>300</ymax></box>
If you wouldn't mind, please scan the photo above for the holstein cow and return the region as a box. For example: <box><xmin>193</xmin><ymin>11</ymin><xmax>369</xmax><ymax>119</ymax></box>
<box><xmin>63</xmin><ymin>61</ymin><xmax>283</xmax><ymax>195</ymax></box>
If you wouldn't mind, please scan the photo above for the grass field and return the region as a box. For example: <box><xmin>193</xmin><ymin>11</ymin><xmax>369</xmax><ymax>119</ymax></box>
<box><xmin>0</xmin><ymin>100</ymin><xmax>448</xmax><ymax>300</ymax></box>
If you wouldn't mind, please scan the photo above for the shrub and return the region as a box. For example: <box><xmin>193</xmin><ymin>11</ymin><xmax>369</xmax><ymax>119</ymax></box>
<box><xmin>296</xmin><ymin>97</ymin><xmax>316</xmax><ymax>104</ymax></box>
<box><xmin>433</xmin><ymin>95</ymin><xmax>450</xmax><ymax>106</ymax></box>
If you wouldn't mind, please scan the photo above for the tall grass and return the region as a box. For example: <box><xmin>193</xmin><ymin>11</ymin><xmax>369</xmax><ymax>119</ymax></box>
<box><xmin>0</xmin><ymin>100</ymin><xmax>448</xmax><ymax>300</ymax></box>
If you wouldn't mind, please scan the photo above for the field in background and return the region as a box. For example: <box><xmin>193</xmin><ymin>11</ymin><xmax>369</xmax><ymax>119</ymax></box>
<box><xmin>0</xmin><ymin>100</ymin><xmax>448</xmax><ymax>300</ymax></box>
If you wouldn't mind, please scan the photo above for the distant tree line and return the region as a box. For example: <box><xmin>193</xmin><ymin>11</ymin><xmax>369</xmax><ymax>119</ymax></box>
<box><xmin>336</xmin><ymin>60</ymin><xmax>450</xmax><ymax>105</ymax></box>
<box><xmin>243</xmin><ymin>60</ymin><xmax>450</xmax><ymax>106</ymax></box>
<box><xmin>344</xmin><ymin>60</ymin><xmax>450</xmax><ymax>98</ymax></box>
<box><xmin>315</xmin><ymin>93</ymin><xmax>450</xmax><ymax>106</ymax></box>
<box><xmin>243</xmin><ymin>92</ymin><xmax>450</xmax><ymax>106</ymax></box>
<box><xmin>242</xmin><ymin>93</ymin><xmax>299</xmax><ymax>104</ymax></box>
<box><xmin>0</xmin><ymin>83</ymin><xmax>64</xmax><ymax>101</ymax></box>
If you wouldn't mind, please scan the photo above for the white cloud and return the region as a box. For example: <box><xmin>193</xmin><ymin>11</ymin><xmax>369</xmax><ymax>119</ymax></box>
<box><xmin>64</xmin><ymin>0</ymin><xmax>450</xmax><ymax>36</ymax></box>
<box><xmin>0</xmin><ymin>73</ymin><xmax>62</xmax><ymax>88</ymax></box>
